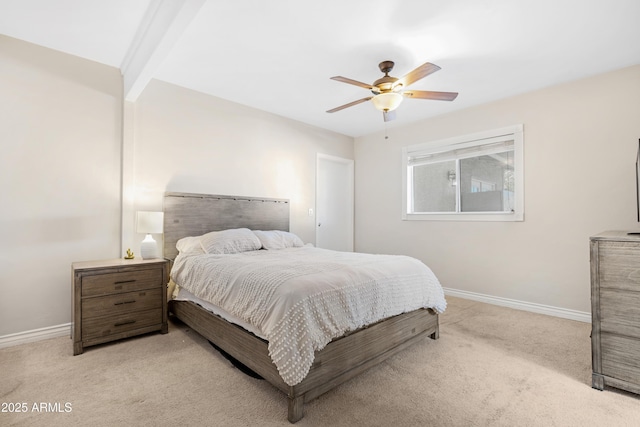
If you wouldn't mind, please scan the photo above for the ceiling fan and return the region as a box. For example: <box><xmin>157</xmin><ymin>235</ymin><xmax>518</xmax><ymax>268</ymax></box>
<box><xmin>327</xmin><ymin>60</ymin><xmax>458</xmax><ymax>122</ymax></box>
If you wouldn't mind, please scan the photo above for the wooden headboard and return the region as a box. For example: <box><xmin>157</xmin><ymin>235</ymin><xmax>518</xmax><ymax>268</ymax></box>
<box><xmin>163</xmin><ymin>192</ymin><xmax>290</xmax><ymax>260</ymax></box>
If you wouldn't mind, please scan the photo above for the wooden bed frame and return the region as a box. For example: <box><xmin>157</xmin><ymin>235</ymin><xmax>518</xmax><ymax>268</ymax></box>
<box><xmin>163</xmin><ymin>192</ymin><xmax>440</xmax><ymax>423</ymax></box>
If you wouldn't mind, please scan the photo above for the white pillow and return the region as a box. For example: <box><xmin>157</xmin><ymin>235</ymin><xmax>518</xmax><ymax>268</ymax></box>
<box><xmin>200</xmin><ymin>228</ymin><xmax>261</xmax><ymax>254</ymax></box>
<box><xmin>176</xmin><ymin>236</ymin><xmax>205</xmax><ymax>254</ymax></box>
<box><xmin>253</xmin><ymin>230</ymin><xmax>304</xmax><ymax>250</ymax></box>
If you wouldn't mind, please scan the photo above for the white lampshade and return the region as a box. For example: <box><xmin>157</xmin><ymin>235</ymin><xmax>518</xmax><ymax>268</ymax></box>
<box><xmin>371</xmin><ymin>92</ymin><xmax>403</xmax><ymax>112</ymax></box>
<box><xmin>136</xmin><ymin>211</ymin><xmax>163</xmax><ymax>259</ymax></box>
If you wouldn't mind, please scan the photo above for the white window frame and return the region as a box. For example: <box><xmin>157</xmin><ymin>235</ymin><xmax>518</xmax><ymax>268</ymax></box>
<box><xmin>402</xmin><ymin>125</ymin><xmax>524</xmax><ymax>221</ymax></box>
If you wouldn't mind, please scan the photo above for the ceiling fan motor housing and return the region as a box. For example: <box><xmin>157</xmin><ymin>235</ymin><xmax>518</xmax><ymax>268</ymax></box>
<box><xmin>372</xmin><ymin>61</ymin><xmax>400</xmax><ymax>94</ymax></box>
<box><xmin>372</xmin><ymin>75</ymin><xmax>399</xmax><ymax>94</ymax></box>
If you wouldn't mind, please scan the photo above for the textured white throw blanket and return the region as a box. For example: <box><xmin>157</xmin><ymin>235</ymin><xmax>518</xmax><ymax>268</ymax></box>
<box><xmin>171</xmin><ymin>247</ymin><xmax>446</xmax><ymax>386</ymax></box>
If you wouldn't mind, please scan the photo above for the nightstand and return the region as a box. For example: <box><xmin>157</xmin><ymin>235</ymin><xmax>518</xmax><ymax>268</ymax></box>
<box><xmin>72</xmin><ymin>258</ymin><xmax>168</xmax><ymax>355</ymax></box>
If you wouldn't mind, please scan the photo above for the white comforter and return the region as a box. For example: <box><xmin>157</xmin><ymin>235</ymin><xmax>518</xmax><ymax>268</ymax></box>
<box><xmin>171</xmin><ymin>246</ymin><xmax>446</xmax><ymax>386</ymax></box>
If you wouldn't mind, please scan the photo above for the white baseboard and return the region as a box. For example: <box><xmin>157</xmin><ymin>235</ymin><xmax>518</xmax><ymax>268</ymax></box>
<box><xmin>0</xmin><ymin>323</ymin><xmax>71</xmax><ymax>349</ymax></box>
<box><xmin>0</xmin><ymin>290</ymin><xmax>591</xmax><ymax>349</ymax></box>
<box><xmin>443</xmin><ymin>287</ymin><xmax>591</xmax><ymax>323</ymax></box>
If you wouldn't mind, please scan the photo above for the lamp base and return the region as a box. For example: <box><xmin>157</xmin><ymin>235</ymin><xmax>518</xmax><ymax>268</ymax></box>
<box><xmin>140</xmin><ymin>234</ymin><xmax>158</xmax><ymax>259</ymax></box>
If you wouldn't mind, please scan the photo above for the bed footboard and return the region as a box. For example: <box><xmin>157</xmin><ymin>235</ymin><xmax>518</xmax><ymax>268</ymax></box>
<box><xmin>169</xmin><ymin>300</ymin><xmax>439</xmax><ymax>423</ymax></box>
<box><xmin>287</xmin><ymin>307</ymin><xmax>438</xmax><ymax>422</ymax></box>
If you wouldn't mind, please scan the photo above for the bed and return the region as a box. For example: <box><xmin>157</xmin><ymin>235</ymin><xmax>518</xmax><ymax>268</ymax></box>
<box><xmin>163</xmin><ymin>192</ymin><xmax>445</xmax><ymax>423</ymax></box>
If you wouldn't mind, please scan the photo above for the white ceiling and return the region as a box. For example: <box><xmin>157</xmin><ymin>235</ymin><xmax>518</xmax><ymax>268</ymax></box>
<box><xmin>1</xmin><ymin>0</ymin><xmax>639</xmax><ymax>137</ymax></box>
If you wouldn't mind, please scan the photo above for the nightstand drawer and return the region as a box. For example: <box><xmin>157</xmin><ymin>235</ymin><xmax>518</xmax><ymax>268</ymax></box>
<box><xmin>82</xmin><ymin>268</ymin><xmax>162</xmax><ymax>297</ymax></box>
<box><xmin>82</xmin><ymin>308</ymin><xmax>163</xmax><ymax>341</ymax></box>
<box><xmin>81</xmin><ymin>288</ymin><xmax>162</xmax><ymax>320</ymax></box>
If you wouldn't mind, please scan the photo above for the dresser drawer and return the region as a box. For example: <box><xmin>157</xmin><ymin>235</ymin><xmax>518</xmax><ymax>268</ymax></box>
<box><xmin>82</xmin><ymin>308</ymin><xmax>163</xmax><ymax>341</ymax></box>
<box><xmin>599</xmin><ymin>242</ymin><xmax>640</xmax><ymax>291</ymax></box>
<box><xmin>82</xmin><ymin>268</ymin><xmax>163</xmax><ymax>297</ymax></box>
<box><xmin>81</xmin><ymin>288</ymin><xmax>162</xmax><ymax>320</ymax></box>
<box><xmin>601</xmin><ymin>333</ymin><xmax>640</xmax><ymax>386</ymax></box>
<box><xmin>600</xmin><ymin>289</ymin><xmax>640</xmax><ymax>339</ymax></box>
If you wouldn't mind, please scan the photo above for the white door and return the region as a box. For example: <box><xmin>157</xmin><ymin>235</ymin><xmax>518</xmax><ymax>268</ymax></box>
<box><xmin>316</xmin><ymin>154</ymin><xmax>354</xmax><ymax>251</ymax></box>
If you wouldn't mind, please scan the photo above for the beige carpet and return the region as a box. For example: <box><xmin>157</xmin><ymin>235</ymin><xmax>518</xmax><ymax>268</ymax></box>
<box><xmin>2</xmin><ymin>296</ymin><xmax>639</xmax><ymax>426</ymax></box>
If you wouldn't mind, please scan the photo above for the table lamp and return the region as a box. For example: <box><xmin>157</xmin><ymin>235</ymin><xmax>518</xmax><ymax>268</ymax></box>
<box><xmin>136</xmin><ymin>211</ymin><xmax>163</xmax><ymax>259</ymax></box>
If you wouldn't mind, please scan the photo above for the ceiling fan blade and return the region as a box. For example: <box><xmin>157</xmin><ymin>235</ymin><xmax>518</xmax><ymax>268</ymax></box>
<box><xmin>330</xmin><ymin>76</ymin><xmax>373</xmax><ymax>90</ymax></box>
<box><xmin>396</xmin><ymin>62</ymin><xmax>441</xmax><ymax>88</ymax></box>
<box><xmin>326</xmin><ymin>97</ymin><xmax>373</xmax><ymax>113</ymax></box>
<box><xmin>403</xmin><ymin>90</ymin><xmax>458</xmax><ymax>101</ymax></box>
<box><xmin>383</xmin><ymin>110</ymin><xmax>396</xmax><ymax>122</ymax></box>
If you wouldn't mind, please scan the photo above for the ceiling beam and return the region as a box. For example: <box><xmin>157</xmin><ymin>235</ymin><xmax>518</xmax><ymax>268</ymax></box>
<box><xmin>121</xmin><ymin>0</ymin><xmax>206</xmax><ymax>102</ymax></box>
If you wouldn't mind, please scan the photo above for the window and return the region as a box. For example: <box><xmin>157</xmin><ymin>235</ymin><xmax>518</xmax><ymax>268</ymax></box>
<box><xmin>402</xmin><ymin>125</ymin><xmax>524</xmax><ymax>221</ymax></box>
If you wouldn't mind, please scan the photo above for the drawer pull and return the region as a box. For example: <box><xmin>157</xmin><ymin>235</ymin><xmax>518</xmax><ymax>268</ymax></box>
<box><xmin>114</xmin><ymin>320</ymin><xmax>136</xmax><ymax>327</ymax></box>
<box><xmin>113</xmin><ymin>280</ymin><xmax>135</xmax><ymax>290</ymax></box>
<box><xmin>114</xmin><ymin>300</ymin><xmax>136</xmax><ymax>306</ymax></box>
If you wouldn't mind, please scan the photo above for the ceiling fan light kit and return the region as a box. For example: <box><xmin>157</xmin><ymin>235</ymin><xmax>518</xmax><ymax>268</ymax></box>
<box><xmin>328</xmin><ymin>60</ymin><xmax>458</xmax><ymax>122</ymax></box>
<box><xmin>371</xmin><ymin>92</ymin><xmax>403</xmax><ymax>112</ymax></box>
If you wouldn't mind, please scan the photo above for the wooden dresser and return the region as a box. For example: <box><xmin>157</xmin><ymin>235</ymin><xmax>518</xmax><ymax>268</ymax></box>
<box><xmin>590</xmin><ymin>231</ymin><xmax>640</xmax><ymax>394</ymax></box>
<box><xmin>72</xmin><ymin>258</ymin><xmax>168</xmax><ymax>355</ymax></box>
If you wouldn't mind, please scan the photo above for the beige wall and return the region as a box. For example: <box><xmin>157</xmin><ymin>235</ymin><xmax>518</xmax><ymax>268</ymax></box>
<box><xmin>127</xmin><ymin>79</ymin><xmax>353</xmax><ymax>250</ymax></box>
<box><xmin>355</xmin><ymin>65</ymin><xmax>640</xmax><ymax>313</ymax></box>
<box><xmin>0</xmin><ymin>36</ymin><xmax>123</xmax><ymax>336</ymax></box>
